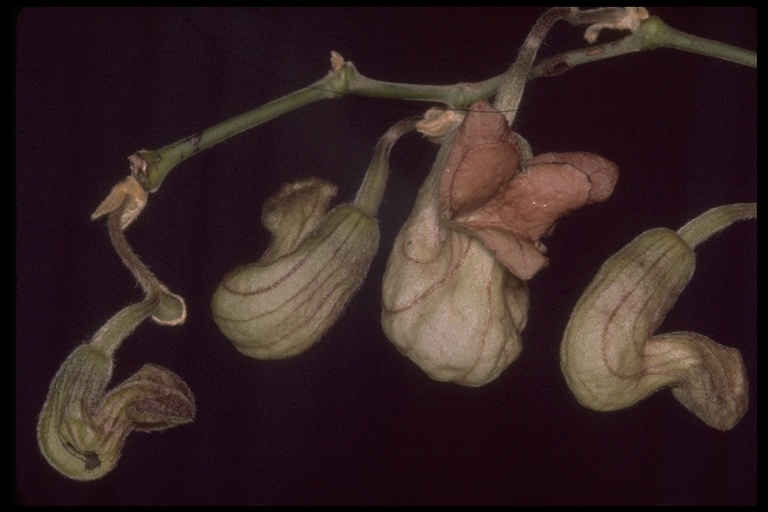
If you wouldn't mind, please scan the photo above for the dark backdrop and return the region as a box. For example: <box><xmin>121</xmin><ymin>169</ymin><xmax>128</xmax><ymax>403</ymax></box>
<box><xmin>15</xmin><ymin>8</ymin><xmax>756</xmax><ymax>505</ymax></box>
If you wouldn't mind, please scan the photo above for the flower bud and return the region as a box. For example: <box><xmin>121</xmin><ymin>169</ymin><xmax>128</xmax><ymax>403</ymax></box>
<box><xmin>560</xmin><ymin>203</ymin><xmax>755</xmax><ymax>430</ymax></box>
<box><xmin>37</xmin><ymin>343</ymin><xmax>195</xmax><ymax>480</ymax></box>
<box><xmin>211</xmin><ymin>119</ymin><xmax>415</xmax><ymax>359</ymax></box>
<box><xmin>211</xmin><ymin>178</ymin><xmax>379</xmax><ymax>359</ymax></box>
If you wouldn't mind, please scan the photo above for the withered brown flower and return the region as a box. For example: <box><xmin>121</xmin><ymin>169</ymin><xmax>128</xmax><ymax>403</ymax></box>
<box><xmin>440</xmin><ymin>101</ymin><xmax>618</xmax><ymax>280</ymax></box>
<box><xmin>382</xmin><ymin>101</ymin><xmax>619</xmax><ymax>386</ymax></box>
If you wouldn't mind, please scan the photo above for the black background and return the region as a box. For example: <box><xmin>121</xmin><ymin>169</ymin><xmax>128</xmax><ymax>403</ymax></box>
<box><xmin>15</xmin><ymin>8</ymin><xmax>756</xmax><ymax>505</ymax></box>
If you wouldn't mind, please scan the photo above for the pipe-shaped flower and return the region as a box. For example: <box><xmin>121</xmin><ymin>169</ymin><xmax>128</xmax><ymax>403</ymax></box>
<box><xmin>211</xmin><ymin>178</ymin><xmax>379</xmax><ymax>359</ymax></box>
<box><xmin>382</xmin><ymin>211</ymin><xmax>529</xmax><ymax>386</ymax></box>
<box><xmin>211</xmin><ymin>119</ymin><xmax>415</xmax><ymax>359</ymax></box>
<box><xmin>560</xmin><ymin>203</ymin><xmax>755</xmax><ymax>430</ymax></box>
<box><xmin>382</xmin><ymin>101</ymin><xmax>617</xmax><ymax>386</ymax></box>
<box><xmin>38</xmin><ymin>180</ymin><xmax>195</xmax><ymax>480</ymax></box>
<box><xmin>37</xmin><ymin>339</ymin><xmax>195</xmax><ymax>480</ymax></box>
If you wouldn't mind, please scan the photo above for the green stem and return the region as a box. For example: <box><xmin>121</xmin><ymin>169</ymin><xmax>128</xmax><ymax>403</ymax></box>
<box><xmin>89</xmin><ymin>198</ymin><xmax>187</xmax><ymax>357</ymax></box>
<box><xmin>107</xmin><ymin>197</ymin><xmax>166</xmax><ymax>296</ymax></box>
<box><xmin>138</xmin><ymin>72</ymin><xmax>348</xmax><ymax>191</ymax></box>
<box><xmin>638</xmin><ymin>16</ymin><xmax>756</xmax><ymax>67</ymax></box>
<box><xmin>677</xmin><ymin>203</ymin><xmax>757</xmax><ymax>249</ymax></box>
<box><xmin>88</xmin><ymin>298</ymin><xmax>159</xmax><ymax>357</ymax></box>
<box><xmin>353</xmin><ymin>117</ymin><xmax>419</xmax><ymax>217</ymax></box>
<box><xmin>135</xmin><ymin>13</ymin><xmax>755</xmax><ymax>193</ymax></box>
<box><xmin>530</xmin><ymin>15</ymin><xmax>756</xmax><ymax>78</ymax></box>
<box><xmin>87</xmin><ymin>201</ymin><xmax>167</xmax><ymax>357</ymax></box>
<box><xmin>346</xmin><ymin>73</ymin><xmax>466</xmax><ymax>105</ymax></box>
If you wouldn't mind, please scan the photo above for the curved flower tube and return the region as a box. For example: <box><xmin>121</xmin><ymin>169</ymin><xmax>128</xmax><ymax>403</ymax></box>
<box><xmin>37</xmin><ymin>342</ymin><xmax>195</xmax><ymax>480</ymax></box>
<box><xmin>560</xmin><ymin>203</ymin><xmax>756</xmax><ymax>430</ymax></box>
<box><xmin>211</xmin><ymin>118</ymin><xmax>416</xmax><ymax>359</ymax></box>
<box><xmin>38</xmin><ymin>187</ymin><xmax>194</xmax><ymax>479</ymax></box>
<box><xmin>211</xmin><ymin>178</ymin><xmax>380</xmax><ymax>359</ymax></box>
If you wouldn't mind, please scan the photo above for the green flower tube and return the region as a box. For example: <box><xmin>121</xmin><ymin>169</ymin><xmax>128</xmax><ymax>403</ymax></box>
<box><xmin>212</xmin><ymin>118</ymin><xmax>416</xmax><ymax>359</ymax></box>
<box><xmin>38</xmin><ymin>329</ymin><xmax>196</xmax><ymax>480</ymax></box>
<box><xmin>560</xmin><ymin>203</ymin><xmax>756</xmax><ymax>430</ymax></box>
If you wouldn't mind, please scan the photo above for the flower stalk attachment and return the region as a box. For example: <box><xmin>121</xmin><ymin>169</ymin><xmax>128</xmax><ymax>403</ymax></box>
<box><xmin>495</xmin><ymin>7</ymin><xmax>649</xmax><ymax>125</ymax></box>
<box><xmin>560</xmin><ymin>203</ymin><xmax>756</xmax><ymax>430</ymax></box>
<box><xmin>37</xmin><ymin>177</ymin><xmax>194</xmax><ymax>480</ymax></box>
<box><xmin>211</xmin><ymin>118</ymin><xmax>417</xmax><ymax>359</ymax></box>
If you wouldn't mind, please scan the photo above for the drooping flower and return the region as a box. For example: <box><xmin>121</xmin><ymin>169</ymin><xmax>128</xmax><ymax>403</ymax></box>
<box><xmin>212</xmin><ymin>118</ymin><xmax>416</xmax><ymax>359</ymax></box>
<box><xmin>38</xmin><ymin>343</ymin><xmax>196</xmax><ymax>480</ymax></box>
<box><xmin>560</xmin><ymin>203</ymin><xmax>755</xmax><ymax>430</ymax></box>
<box><xmin>39</xmin><ymin>191</ymin><xmax>194</xmax><ymax>480</ymax></box>
<box><xmin>382</xmin><ymin>101</ymin><xmax>618</xmax><ymax>385</ymax></box>
<box><xmin>211</xmin><ymin>177</ymin><xmax>381</xmax><ymax>359</ymax></box>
